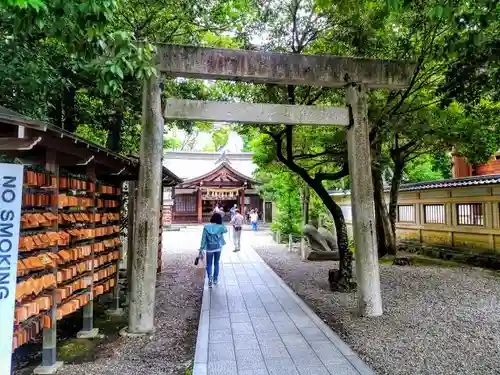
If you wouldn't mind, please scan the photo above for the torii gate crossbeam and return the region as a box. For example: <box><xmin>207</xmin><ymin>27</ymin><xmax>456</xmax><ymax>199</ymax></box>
<box><xmin>164</xmin><ymin>99</ymin><xmax>350</xmax><ymax>126</ymax></box>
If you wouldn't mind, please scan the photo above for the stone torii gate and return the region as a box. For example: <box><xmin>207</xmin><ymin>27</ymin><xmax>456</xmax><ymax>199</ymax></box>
<box><xmin>127</xmin><ymin>45</ymin><xmax>414</xmax><ymax>334</ymax></box>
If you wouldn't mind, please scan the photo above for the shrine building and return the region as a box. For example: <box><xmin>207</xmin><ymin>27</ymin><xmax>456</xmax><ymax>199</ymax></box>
<box><xmin>163</xmin><ymin>151</ymin><xmax>270</xmax><ymax>224</ymax></box>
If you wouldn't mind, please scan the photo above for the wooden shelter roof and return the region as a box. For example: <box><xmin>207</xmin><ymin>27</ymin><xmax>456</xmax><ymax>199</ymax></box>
<box><xmin>0</xmin><ymin>107</ymin><xmax>181</xmax><ymax>185</ymax></box>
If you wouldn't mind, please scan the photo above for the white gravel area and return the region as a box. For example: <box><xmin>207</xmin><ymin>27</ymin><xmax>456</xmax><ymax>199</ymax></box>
<box><xmin>53</xmin><ymin>230</ymin><xmax>203</xmax><ymax>375</ymax></box>
<box><xmin>252</xmin><ymin>232</ymin><xmax>500</xmax><ymax>375</ymax></box>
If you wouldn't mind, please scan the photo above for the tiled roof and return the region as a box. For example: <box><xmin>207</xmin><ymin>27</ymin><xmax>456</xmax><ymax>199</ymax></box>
<box><xmin>329</xmin><ymin>174</ymin><xmax>500</xmax><ymax>196</ymax></box>
<box><xmin>398</xmin><ymin>174</ymin><xmax>500</xmax><ymax>191</ymax></box>
<box><xmin>163</xmin><ymin>151</ymin><xmax>256</xmax><ymax>180</ymax></box>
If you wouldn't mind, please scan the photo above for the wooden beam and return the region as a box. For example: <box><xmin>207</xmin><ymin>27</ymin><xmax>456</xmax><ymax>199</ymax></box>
<box><xmin>165</xmin><ymin>99</ymin><xmax>349</xmax><ymax>126</ymax></box>
<box><xmin>37</xmin><ymin>133</ymin><xmax>133</xmax><ymax>171</ymax></box>
<box><xmin>0</xmin><ymin>137</ymin><xmax>42</xmax><ymax>150</ymax></box>
<box><xmin>158</xmin><ymin>44</ymin><xmax>415</xmax><ymax>89</ymax></box>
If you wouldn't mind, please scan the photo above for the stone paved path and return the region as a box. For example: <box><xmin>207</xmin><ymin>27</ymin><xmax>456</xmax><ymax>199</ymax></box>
<box><xmin>193</xmin><ymin>228</ymin><xmax>376</xmax><ymax>375</ymax></box>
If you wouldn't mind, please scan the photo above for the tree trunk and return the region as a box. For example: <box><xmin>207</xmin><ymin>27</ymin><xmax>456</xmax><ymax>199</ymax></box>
<box><xmin>301</xmin><ymin>185</ymin><xmax>310</xmax><ymax>225</ymax></box>
<box><xmin>388</xmin><ymin>155</ymin><xmax>405</xmax><ymax>239</ymax></box>
<box><xmin>305</xmin><ymin>180</ymin><xmax>355</xmax><ymax>292</ymax></box>
<box><xmin>275</xmin><ymin>88</ymin><xmax>354</xmax><ymax>291</ymax></box>
<box><xmin>327</xmin><ymin>199</ymin><xmax>355</xmax><ymax>292</ymax></box>
<box><xmin>107</xmin><ymin>109</ymin><xmax>123</xmax><ymax>152</ymax></box>
<box><xmin>62</xmin><ymin>86</ymin><xmax>77</xmax><ymax>132</ymax></box>
<box><xmin>371</xmin><ymin>144</ymin><xmax>397</xmax><ymax>257</ymax></box>
<box><xmin>49</xmin><ymin>94</ymin><xmax>62</xmax><ymax>128</ymax></box>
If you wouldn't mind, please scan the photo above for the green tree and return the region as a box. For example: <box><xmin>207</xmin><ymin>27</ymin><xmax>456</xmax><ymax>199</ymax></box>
<box><xmin>403</xmin><ymin>154</ymin><xmax>445</xmax><ymax>183</ymax></box>
<box><xmin>251</xmin><ymin>135</ymin><xmax>302</xmax><ymax>236</ymax></box>
<box><xmin>314</xmin><ymin>0</ymin><xmax>500</xmax><ymax>256</ymax></box>
<box><xmin>0</xmin><ymin>0</ymin><xmax>252</xmax><ymax>154</ymax></box>
<box><xmin>226</xmin><ymin>0</ymin><xmax>500</xmax><ymax>288</ymax></box>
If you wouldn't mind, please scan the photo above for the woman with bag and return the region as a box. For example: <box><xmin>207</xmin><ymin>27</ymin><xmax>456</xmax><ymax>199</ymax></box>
<box><xmin>199</xmin><ymin>212</ymin><xmax>227</xmax><ymax>288</ymax></box>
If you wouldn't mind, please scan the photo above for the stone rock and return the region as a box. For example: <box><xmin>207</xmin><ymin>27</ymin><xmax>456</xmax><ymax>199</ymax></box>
<box><xmin>302</xmin><ymin>224</ymin><xmax>331</xmax><ymax>252</ymax></box>
<box><xmin>307</xmin><ymin>251</ymin><xmax>340</xmax><ymax>261</ymax></box>
<box><xmin>318</xmin><ymin>227</ymin><xmax>338</xmax><ymax>252</ymax></box>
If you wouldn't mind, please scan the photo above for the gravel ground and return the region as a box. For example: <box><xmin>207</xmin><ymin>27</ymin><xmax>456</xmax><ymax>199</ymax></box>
<box><xmin>252</xmin><ymin>232</ymin><xmax>500</xmax><ymax>375</ymax></box>
<box><xmin>53</xmin><ymin>230</ymin><xmax>203</xmax><ymax>375</ymax></box>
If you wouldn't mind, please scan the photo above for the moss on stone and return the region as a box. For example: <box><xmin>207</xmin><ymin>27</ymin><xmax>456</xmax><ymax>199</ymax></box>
<box><xmin>380</xmin><ymin>253</ymin><xmax>462</xmax><ymax>268</ymax></box>
<box><xmin>57</xmin><ymin>339</ymin><xmax>97</xmax><ymax>362</ymax></box>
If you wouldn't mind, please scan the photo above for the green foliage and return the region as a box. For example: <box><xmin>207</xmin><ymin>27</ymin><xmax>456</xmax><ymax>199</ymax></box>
<box><xmin>163</xmin><ymin>137</ymin><xmax>182</xmax><ymax>151</ymax></box>
<box><xmin>75</xmin><ymin>124</ymin><xmax>107</xmax><ymax>146</ymax></box>
<box><xmin>212</xmin><ymin>127</ymin><xmax>231</xmax><ymax>151</ymax></box>
<box><xmin>0</xmin><ymin>0</ymin><xmax>251</xmax><ymax>154</ymax></box>
<box><xmin>1</xmin><ymin>0</ymin><xmax>46</xmax><ymax>10</ymax></box>
<box><xmin>268</xmin><ymin>171</ymin><xmax>302</xmax><ymax>236</ymax></box>
<box><xmin>249</xmin><ymin>133</ymin><xmax>301</xmax><ymax>235</ymax></box>
<box><xmin>309</xmin><ymin>190</ymin><xmax>332</xmax><ymax>228</ymax></box>
<box><xmin>404</xmin><ymin>154</ymin><xmax>444</xmax><ymax>183</ymax></box>
<box><xmin>431</xmin><ymin>152</ymin><xmax>452</xmax><ymax>179</ymax></box>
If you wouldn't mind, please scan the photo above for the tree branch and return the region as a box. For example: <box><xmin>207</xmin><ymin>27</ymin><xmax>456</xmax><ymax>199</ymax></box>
<box><xmin>303</xmin><ymin>88</ymin><xmax>326</xmax><ymax>105</ymax></box>
<box><xmin>396</xmin><ymin>97</ymin><xmax>442</xmax><ymax>115</ymax></box>
<box><xmin>306</xmin><ymin>160</ymin><xmax>329</xmax><ymax>171</ymax></box>
<box><xmin>290</xmin><ymin>0</ymin><xmax>300</xmax><ymax>53</ymax></box>
<box><xmin>285</xmin><ymin>125</ymin><xmax>294</xmax><ymax>162</ymax></box>
<box><xmin>314</xmin><ymin>163</ymin><xmax>349</xmax><ymax>182</ymax></box>
<box><xmin>294</xmin><ymin>150</ymin><xmax>345</xmax><ymax>160</ymax></box>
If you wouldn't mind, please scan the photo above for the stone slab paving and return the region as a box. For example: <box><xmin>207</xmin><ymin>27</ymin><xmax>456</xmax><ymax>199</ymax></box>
<box><xmin>193</xmin><ymin>229</ymin><xmax>376</xmax><ymax>375</ymax></box>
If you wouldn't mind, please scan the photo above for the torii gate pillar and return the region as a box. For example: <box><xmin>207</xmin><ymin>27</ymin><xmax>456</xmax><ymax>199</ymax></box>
<box><xmin>346</xmin><ymin>83</ymin><xmax>382</xmax><ymax>316</ymax></box>
<box><xmin>128</xmin><ymin>74</ymin><xmax>163</xmax><ymax>334</ymax></box>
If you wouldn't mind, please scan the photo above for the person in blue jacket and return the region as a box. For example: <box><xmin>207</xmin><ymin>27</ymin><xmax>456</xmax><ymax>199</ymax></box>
<box><xmin>199</xmin><ymin>212</ymin><xmax>227</xmax><ymax>287</ymax></box>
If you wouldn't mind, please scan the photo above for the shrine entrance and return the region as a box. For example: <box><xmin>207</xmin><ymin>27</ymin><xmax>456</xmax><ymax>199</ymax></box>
<box><xmin>203</xmin><ymin>189</ymin><xmax>239</xmax><ymax>222</ymax></box>
<box><xmin>172</xmin><ymin>159</ymin><xmax>261</xmax><ymax>223</ymax></box>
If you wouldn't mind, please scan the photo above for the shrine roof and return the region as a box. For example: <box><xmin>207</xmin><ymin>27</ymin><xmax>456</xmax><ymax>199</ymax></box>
<box><xmin>163</xmin><ymin>151</ymin><xmax>257</xmax><ymax>182</ymax></box>
<box><xmin>178</xmin><ymin>160</ymin><xmax>259</xmax><ymax>188</ymax></box>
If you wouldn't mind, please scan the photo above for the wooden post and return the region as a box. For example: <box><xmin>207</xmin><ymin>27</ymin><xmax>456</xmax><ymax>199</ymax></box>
<box><xmin>34</xmin><ymin>150</ymin><xmax>63</xmax><ymax>374</ymax></box>
<box><xmin>197</xmin><ymin>187</ymin><xmax>202</xmax><ymax>224</ymax></box>
<box><xmin>106</xmin><ymin>180</ymin><xmax>125</xmax><ymax>317</ymax></box>
<box><xmin>123</xmin><ymin>180</ymin><xmax>136</xmax><ymax>307</ymax></box>
<box><xmin>300</xmin><ymin>237</ymin><xmax>307</xmax><ymax>260</ymax></box>
<box><xmin>158</xmin><ymin>184</ymin><xmax>163</xmax><ymax>273</ymax></box>
<box><xmin>77</xmin><ymin>164</ymin><xmax>100</xmax><ymax>338</ymax></box>
<box><xmin>239</xmin><ymin>188</ymin><xmax>245</xmax><ymax>224</ymax></box>
<box><xmin>346</xmin><ymin>83</ymin><xmax>382</xmax><ymax>317</ymax></box>
<box><xmin>262</xmin><ymin>200</ymin><xmax>266</xmax><ymax>224</ymax></box>
<box><xmin>128</xmin><ymin>74</ymin><xmax>163</xmax><ymax>335</ymax></box>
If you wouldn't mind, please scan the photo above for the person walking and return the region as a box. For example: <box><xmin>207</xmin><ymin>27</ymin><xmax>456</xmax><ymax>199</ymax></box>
<box><xmin>250</xmin><ymin>209</ymin><xmax>259</xmax><ymax>231</ymax></box>
<box><xmin>199</xmin><ymin>212</ymin><xmax>227</xmax><ymax>288</ymax></box>
<box><xmin>229</xmin><ymin>208</ymin><xmax>244</xmax><ymax>252</ymax></box>
<box><xmin>230</xmin><ymin>203</ymin><xmax>237</xmax><ymax>219</ymax></box>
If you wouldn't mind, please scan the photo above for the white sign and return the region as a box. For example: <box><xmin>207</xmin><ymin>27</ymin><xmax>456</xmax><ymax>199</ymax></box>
<box><xmin>0</xmin><ymin>164</ymin><xmax>23</xmax><ymax>374</ymax></box>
